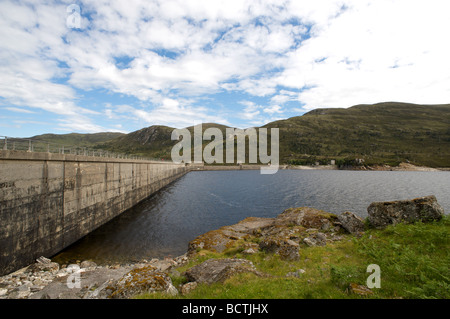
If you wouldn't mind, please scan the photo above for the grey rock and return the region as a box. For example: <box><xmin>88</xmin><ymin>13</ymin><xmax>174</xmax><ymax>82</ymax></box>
<box><xmin>165</xmin><ymin>283</ymin><xmax>179</xmax><ymax>296</ymax></box>
<box><xmin>28</xmin><ymin>261</ymin><xmax>59</xmax><ymax>273</ymax></box>
<box><xmin>242</xmin><ymin>248</ymin><xmax>258</xmax><ymax>255</ymax></box>
<box><xmin>278</xmin><ymin>241</ymin><xmax>300</xmax><ymax>261</ymax></box>
<box><xmin>184</xmin><ymin>258</ymin><xmax>264</xmax><ymax>284</ymax></box>
<box><xmin>286</xmin><ymin>269</ymin><xmax>306</xmax><ymax>278</ymax></box>
<box><xmin>303</xmin><ymin>232</ymin><xmax>327</xmax><ymax>247</ymax></box>
<box><xmin>181</xmin><ymin>282</ymin><xmax>198</xmax><ymax>295</ymax></box>
<box><xmin>80</xmin><ymin>261</ymin><xmax>97</xmax><ymax>269</ymax></box>
<box><xmin>274</xmin><ymin>207</ymin><xmax>336</xmax><ymax>229</ymax></box>
<box><xmin>367</xmin><ymin>195</ymin><xmax>444</xmax><ymax>228</ymax></box>
<box><xmin>259</xmin><ymin>237</ymin><xmax>300</xmax><ymax>260</ymax></box>
<box><xmin>36</xmin><ymin>256</ymin><xmax>52</xmax><ymax>264</ymax></box>
<box><xmin>338</xmin><ymin>211</ymin><xmax>365</xmax><ymax>234</ymax></box>
<box><xmin>30</xmin><ymin>285</ymin><xmax>44</xmax><ymax>292</ymax></box>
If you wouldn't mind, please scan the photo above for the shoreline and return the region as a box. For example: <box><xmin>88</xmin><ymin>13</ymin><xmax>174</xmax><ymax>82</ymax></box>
<box><xmin>196</xmin><ymin>162</ymin><xmax>446</xmax><ymax>172</ymax></box>
<box><xmin>1</xmin><ymin>195</ymin><xmax>446</xmax><ymax>299</ymax></box>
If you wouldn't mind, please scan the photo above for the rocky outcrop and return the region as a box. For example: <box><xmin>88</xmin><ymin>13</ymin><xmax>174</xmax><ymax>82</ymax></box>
<box><xmin>367</xmin><ymin>195</ymin><xmax>444</xmax><ymax>228</ymax></box>
<box><xmin>188</xmin><ymin>207</ymin><xmax>344</xmax><ymax>259</ymax></box>
<box><xmin>183</xmin><ymin>258</ymin><xmax>264</xmax><ymax>285</ymax></box>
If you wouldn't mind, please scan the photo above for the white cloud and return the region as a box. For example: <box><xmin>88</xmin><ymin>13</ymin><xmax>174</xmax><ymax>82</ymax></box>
<box><xmin>129</xmin><ymin>98</ymin><xmax>230</xmax><ymax>128</ymax></box>
<box><xmin>274</xmin><ymin>0</ymin><xmax>450</xmax><ymax>109</ymax></box>
<box><xmin>239</xmin><ymin>101</ymin><xmax>261</xmax><ymax>120</ymax></box>
<box><xmin>1</xmin><ymin>0</ymin><xmax>450</xmax><ymax>135</ymax></box>
<box><xmin>263</xmin><ymin>104</ymin><xmax>283</xmax><ymax>114</ymax></box>
<box><xmin>4</xmin><ymin>107</ymin><xmax>35</xmax><ymax>114</ymax></box>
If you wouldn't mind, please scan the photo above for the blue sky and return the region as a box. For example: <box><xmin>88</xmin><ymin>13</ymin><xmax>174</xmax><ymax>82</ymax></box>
<box><xmin>1</xmin><ymin>0</ymin><xmax>450</xmax><ymax>137</ymax></box>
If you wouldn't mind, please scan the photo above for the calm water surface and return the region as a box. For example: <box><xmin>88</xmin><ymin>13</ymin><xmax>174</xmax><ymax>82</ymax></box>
<box><xmin>53</xmin><ymin>170</ymin><xmax>450</xmax><ymax>264</ymax></box>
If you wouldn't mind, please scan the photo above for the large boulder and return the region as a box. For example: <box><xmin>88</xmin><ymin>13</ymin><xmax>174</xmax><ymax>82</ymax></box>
<box><xmin>367</xmin><ymin>195</ymin><xmax>444</xmax><ymax>228</ymax></box>
<box><xmin>338</xmin><ymin>211</ymin><xmax>366</xmax><ymax>234</ymax></box>
<box><xmin>184</xmin><ymin>258</ymin><xmax>264</xmax><ymax>284</ymax></box>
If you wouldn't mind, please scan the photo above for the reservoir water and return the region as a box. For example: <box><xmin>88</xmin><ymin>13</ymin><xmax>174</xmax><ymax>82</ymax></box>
<box><xmin>53</xmin><ymin>170</ymin><xmax>450</xmax><ymax>265</ymax></box>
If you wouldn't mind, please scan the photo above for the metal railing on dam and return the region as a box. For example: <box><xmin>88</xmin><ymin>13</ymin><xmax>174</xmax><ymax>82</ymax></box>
<box><xmin>0</xmin><ymin>135</ymin><xmax>160</xmax><ymax>161</ymax></box>
<box><xmin>0</xmin><ymin>149</ymin><xmax>191</xmax><ymax>276</ymax></box>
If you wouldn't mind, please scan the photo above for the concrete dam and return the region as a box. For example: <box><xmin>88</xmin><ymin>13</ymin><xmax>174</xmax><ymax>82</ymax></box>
<box><xmin>0</xmin><ymin>150</ymin><xmax>190</xmax><ymax>276</ymax></box>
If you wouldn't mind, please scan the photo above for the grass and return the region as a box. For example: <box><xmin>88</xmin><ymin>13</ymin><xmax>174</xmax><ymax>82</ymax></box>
<box><xmin>136</xmin><ymin>216</ymin><xmax>450</xmax><ymax>299</ymax></box>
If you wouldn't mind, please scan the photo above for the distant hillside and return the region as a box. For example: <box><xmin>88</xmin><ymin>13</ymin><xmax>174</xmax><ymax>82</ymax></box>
<box><xmin>25</xmin><ymin>102</ymin><xmax>450</xmax><ymax>167</ymax></box>
<box><xmin>264</xmin><ymin>102</ymin><xmax>450</xmax><ymax>167</ymax></box>
<box><xmin>30</xmin><ymin>132</ymin><xmax>125</xmax><ymax>148</ymax></box>
<box><xmin>96</xmin><ymin>125</ymin><xmax>176</xmax><ymax>159</ymax></box>
<box><xmin>95</xmin><ymin>123</ymin><xmax>231</xmax><ymax>160</ymax></box>
<box><xmin>98</xmin><ymin>102</ymin><xmax>450</xmax><ymax>167</ymax></box>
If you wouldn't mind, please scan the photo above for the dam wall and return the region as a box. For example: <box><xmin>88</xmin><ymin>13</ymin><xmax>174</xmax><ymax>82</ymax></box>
<box><xmin>0</xmin><ymin>150</ymin><xmax>188</xmax><ymax>275</ymax></box>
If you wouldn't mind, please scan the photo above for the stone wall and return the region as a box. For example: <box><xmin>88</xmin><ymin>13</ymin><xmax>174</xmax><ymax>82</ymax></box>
<box><xmin>0</xmin><ymin>150</ymin><xmax>188</xmax><ymax>275</ymax></box>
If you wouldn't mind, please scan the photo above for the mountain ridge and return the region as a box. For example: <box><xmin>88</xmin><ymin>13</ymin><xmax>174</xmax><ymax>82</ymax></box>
<box><xmin>26</xmin><ymin>102</ymin><xmax>450</xmax><ymax>167</ymax></box>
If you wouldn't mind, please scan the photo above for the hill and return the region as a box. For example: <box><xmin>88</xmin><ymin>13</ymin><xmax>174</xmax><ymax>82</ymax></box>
<box><xmin>98</xmin><ymin>102</ymin><xmax>450</xmax><ymax>167</ymax></box>
<box><xmin>30</xmin><ymin>132</ymin><xmax>125</xmax><ymax>148</ymax></box>
<box><xmin>265</xmin><ymin>102</ymin><xmax>450</xmax><ymax>167</ymax></box>
<box><xmin>22</xmin><ymin>102</ymin><xmax>450</xmax><ymax>167</ymax></box>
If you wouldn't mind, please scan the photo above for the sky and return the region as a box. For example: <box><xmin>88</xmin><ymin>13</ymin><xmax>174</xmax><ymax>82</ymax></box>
<box><xmin>1</xmin><ymin>0</ymin><xmax>450</xmax><ymax>137</ymax></box>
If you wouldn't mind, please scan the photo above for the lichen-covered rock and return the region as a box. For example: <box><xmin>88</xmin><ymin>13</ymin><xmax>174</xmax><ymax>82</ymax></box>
<box><xmin>259</xmin><ymin>237</ymin><xmax>300</xmax><ymax>260</ymax></box>
<box><xmin>367</xmin><ymin>195</ymin><xmax>444</xmax><ymax>228</ymax></box>
<box><xmin>184</xmin><ymin>258</ymin><xmax>264</xmax><ymax>284</ymax></box>
<box><xmin>275</xmin><ymin>207</ymin><xmax>338</xmax><ymax>229</ymax></box>
<box><xmin>338</xmin><ymin>211</ymin><xmax>366</xmax><ymax>234</ymax></box>
<box><xmin>187</xmin><ymin>217</ymin><xmax>274</xmax><ymax>255</ymax></box>
<box><xmin>108</xmin><ymin>265</ymin><xmax>177</xmax><ymax>299</ymax></box>
<box><xmin>278</xmin><ymin>242</ymin><xmax>300</xmax><ymax>261</ymax></box>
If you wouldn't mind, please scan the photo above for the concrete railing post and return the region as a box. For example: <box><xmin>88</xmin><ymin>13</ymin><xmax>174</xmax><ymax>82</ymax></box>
<box><xmin>2</xmin><ymin>137</ymin><xmax>7</xmax><ymax>150</ymax></box>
